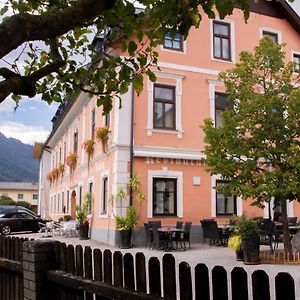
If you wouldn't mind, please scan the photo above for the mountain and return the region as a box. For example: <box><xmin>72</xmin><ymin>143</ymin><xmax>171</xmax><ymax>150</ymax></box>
<box><xmin>0</xmin><ymin>132</ymin><xmax>39</xmax><ymax>182</ymax></box>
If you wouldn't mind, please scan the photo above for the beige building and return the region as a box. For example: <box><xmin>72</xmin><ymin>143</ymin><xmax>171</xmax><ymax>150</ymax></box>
<box><xmin>0</xmin><ymin>182</ymin><xmax>39</xmax><ymax>210</ymax></box>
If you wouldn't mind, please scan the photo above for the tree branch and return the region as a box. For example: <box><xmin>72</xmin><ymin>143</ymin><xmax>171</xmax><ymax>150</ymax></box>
<box><xmin>0</xmin><ymin>59</ymin><xmax>65</xmax><ymax>103</ymax></box>
<box><xmin>0</xmin><ymin>0</ymin><xmax>116</xmax><ymax>59</ymax></box>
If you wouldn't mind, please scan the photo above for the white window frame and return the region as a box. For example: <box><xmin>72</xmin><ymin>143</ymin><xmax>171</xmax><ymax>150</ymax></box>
<box><xmin>259</xmin><ymin>27</ymin><xmax>282</xmax><ymax>43</ymax></box>
<box><xmin>100</xmin><ymin>170</ymin><xmax>110</xmax><ymax>217</ymax></box>
<box><xmin>148</xmin><ymin>169</ymin><xmax>183</xmax><ymax>218</ymax></box>
<box><xmin>161</xmin><ymin>33</ymin><xmax>187</xmax><ymax>54</ymax></box>
<box><xmin>147</xmin><ymin>71</ymin><xmax>184</xmax><ymax>138</ymax></box>
<box><xmin>211</xmin><ymin>175</ymin><xmax>242</xmax><ymax>217</ymax></box>
<box><xmin>292</xmin><ymin>51</ymin><xmax>300</xmax><ymax>71</ymax></box>
<box><xmin>87</xmin><ymin>177</ymin><xmax>94</xmax><ymax>216</ymax></box>
<box><xmin>207</xmin><ymin>79</ymin><xmax>225</xmax><ymax>127</ymax></box>
<box><xmin>210</xmin><ymin>19</ymin><xmax>236</xmax><ymax>64</ymax></box>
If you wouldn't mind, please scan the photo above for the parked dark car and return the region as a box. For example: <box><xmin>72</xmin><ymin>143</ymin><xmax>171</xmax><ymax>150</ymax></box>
<box><xmin>0</xmin><ymin>208</ymin><xmax>46</xmax><ymax>235</ymax></box>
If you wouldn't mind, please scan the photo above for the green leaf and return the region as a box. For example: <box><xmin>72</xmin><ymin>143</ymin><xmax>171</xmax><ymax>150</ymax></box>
<box><xmin>128</xmin><ymin>41</ymin><xmax>137</xmax><ymax>56</ymax></box>
<box><xmin>0</xmin><ymin>6</ymin><xmax>8</xmax><ymax>15</ymax></box>
<box><xmin>146</xmin><ymin>70</ymin><xmax>156</xmax><ymax>82</ymax></box>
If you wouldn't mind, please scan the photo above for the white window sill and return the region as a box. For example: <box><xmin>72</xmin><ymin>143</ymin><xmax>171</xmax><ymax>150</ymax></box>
<box><xmin>147</xmin><ymin>128</ymin><xmax>183</xmax><ymax>138</ymax></box>
<box><xmin>211</xmin><ymin>57</ymin><xmax>235</xmax><ymax>64</ymax></box>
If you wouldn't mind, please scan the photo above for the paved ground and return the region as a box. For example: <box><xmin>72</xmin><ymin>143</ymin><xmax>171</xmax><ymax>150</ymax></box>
<box><xmin>13</xmin><ymin>232</ymin><xmax>300</xmax><ymax>299</ymax></box>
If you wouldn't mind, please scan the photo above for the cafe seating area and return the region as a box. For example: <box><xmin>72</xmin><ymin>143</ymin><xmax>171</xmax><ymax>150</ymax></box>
<box><xmin>200</xmin><ymin>219</ymin><xmax>229</xmax><ymax>246</ymax></box>
<box><xmin>144</xmin><ymin>221</ymin><xmax>192</xmax><ymax>251</ymax></box>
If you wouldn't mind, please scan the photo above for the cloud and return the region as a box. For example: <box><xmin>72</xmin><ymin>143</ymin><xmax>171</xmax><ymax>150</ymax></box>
<box><xmin>0</xmin><ymin>98</ymin><xmax>16</xmax><ymax>113</ymax></box>
<box><xmin>0</xmin><ymin>121</ymin><xmax>50</xmax><ymax>145</ymax></box>
<box><xmin>29</xmin><ymin>106</ymin><xmax>37</xmax><ymax>110</ymax></box>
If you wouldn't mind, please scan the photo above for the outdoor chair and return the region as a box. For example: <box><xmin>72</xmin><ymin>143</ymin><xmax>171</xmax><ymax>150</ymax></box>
<box><xmin>173</xmin><ymin>221</ymin><xmax>184</xmax><ymax>249</ymax></box>
<box><xmin>258</xmin><ymin>218</ymin><xmax>274</xmax><ymax>251</ymax></box>
<box><xmin>149</xmin><ymin>221</ymin><xmax>161</xmax><ymax>228</ymax></box>
<box><xmin>200</xmin><ymin>219</ymin><xmax>215</xmax><ymax>244</ymax></box>
<box><xmin>144</xmin><ymin>223</ymin><xmax>153</xmax><ymax>249</ymax></box>
<box><xmin>288</xmin><ymin>217</ymin><xmax>297</xmax><ymax>226</ymax></box>
<box><xmin>151</xmin><ymin>224</ymin><xmax>169</xmax><ymax>250</ymax></box>
<box><xmin>201</xmin><ymin>220</ymin><xmax>227</xmax><ymax>246</ymax></box>
<box><xmin>180</xmin><ymin>222</ymin><xmax>192</xmax><ymax>249</ymax></box>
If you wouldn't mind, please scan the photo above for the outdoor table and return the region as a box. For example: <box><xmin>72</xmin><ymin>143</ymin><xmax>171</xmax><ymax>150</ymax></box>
<box><xmin>158</xmin><ymin>227</ymin><xmax>184</xmax><ymax>251</ymax></box>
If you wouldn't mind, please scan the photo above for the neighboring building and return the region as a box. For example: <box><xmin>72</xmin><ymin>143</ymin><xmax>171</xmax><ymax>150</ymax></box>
<box><xmin>0</xmin><ymin>182</ymin><xmax>39</xmax><ymax>210</ymax></box>
<box><xmin>32</xmin><ymin>143</ymin><xmax>51</xmax><ymax>219</ymax></box>
<box><xmin>40</xmin><ymin>1</ymin><xmax>300</xmax><ymax>245</ymax></box>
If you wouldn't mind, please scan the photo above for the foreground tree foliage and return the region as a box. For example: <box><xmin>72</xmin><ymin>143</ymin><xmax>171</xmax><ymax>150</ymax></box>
<box><xmin>0</xmin><ymin>0</ymin><xmax>252</xmax><ymax>112</ymax></box>
<box><xmin>203</xmin><ymin>38</ymin><xmax>300</xmax><ymax>254</ymax></box>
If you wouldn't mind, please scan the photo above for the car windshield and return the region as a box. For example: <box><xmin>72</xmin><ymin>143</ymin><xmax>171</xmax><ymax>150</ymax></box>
<box><xmin>0</xmin><ymin>214</ymin><xmax>5</xmax><ymax>218</ymax></box>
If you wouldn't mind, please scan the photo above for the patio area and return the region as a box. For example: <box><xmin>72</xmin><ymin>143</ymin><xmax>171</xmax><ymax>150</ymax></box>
<box><xmin>12</xmin><ymin>231</ymin><xmax>300</xmax><ymax>299</ymax></box>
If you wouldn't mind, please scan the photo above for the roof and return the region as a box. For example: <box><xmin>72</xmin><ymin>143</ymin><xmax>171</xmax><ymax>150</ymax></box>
<box><xmin>0</xmin><ymin>182</ymin><xmax>39</xmax><ymax>191</ymax></box>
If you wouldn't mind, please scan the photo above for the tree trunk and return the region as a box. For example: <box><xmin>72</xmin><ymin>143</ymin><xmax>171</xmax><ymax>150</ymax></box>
<box><xmin>280</xmin><ymin>197</ymin><xmax>292</xmax><ymax>255</ymax></box>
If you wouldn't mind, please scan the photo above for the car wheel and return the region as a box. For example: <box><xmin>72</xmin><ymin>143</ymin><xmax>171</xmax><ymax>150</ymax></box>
<box><xmin>1</xmin><ymin>225</ymin><xmax>11</xmax><ymax>235</ymax></box>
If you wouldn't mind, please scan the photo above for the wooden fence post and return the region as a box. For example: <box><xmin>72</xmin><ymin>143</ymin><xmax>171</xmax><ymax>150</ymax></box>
<box><xmin>212</xmin><ymin>266</ymin><xmax>228</xmax><ymax>300</ymax></box>
<box><xmin>275</xmin><ymin>273</ymin><xmax>295</xmax><ymax>300</ymax></box>
<box><xmin>23</xmin><ymin>240</ymin><xmax>59</xmax><ymax>300</ymax></box>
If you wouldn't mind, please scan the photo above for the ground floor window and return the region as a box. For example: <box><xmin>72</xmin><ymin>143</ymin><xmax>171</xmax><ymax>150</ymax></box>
<box><xmin>101</xmin><ymin>177</ymin><xmax>108</xmax><ymax>215</ymax></box>
<box><xmin>153</xmin><ymin>178</ymin><xmax>177</xmax><ymax>216</ymax></box>
<box><xmin>216</xmin><ymin>180</ymin><xmax>236</xmax><ymax>215</ymax></box>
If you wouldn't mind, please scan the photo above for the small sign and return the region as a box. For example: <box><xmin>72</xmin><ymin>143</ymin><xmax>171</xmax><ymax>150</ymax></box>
<box><xmin>193</xmin><ymin>176</ymin><xmax>201</xmax><ymax>185</ymax></box>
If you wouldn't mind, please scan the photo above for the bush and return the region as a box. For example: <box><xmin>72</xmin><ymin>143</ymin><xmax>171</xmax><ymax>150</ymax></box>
<box><xmin>63</xmin><ymin>215</ymin><xmax>71</xmax><ymax>221</ymax></box>
<box><xmin>16</xmin><ymin>201</ymin><xmax>32</xmax><ymax>210</ymax></box>
<box><xmin>0</xmin><ymin>195</ymin><xmax>16</xmax><ymax>205</ymax></box>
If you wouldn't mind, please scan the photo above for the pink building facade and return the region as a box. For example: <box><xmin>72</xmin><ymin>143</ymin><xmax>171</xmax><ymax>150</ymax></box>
<box><xmin>41</xmin><ymin>1</ymin><xmax>300</xmax><ymax>245</ymax></box>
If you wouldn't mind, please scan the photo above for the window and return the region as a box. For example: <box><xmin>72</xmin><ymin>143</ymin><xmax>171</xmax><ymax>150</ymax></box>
<box><xmin>153</xmin><ymin>178</ymin><xmax>177</xmax><ymax>216</ymax></box>
<box><xmin>163</xmin><ymin>32</ymin><xmax>183</xmax><ymax>51</ymax></box>
<box><xmin>32</xmin><ymin>194</ymin><xmax>38</xmax><ymax>200</ymax></box>
<box><xmin>57</xmin><ymin>193</ymin><xmax>60</xmax><ymax>213</ymax></box>
<box><xmin>101</xmin><ymin>177</ymin><xmax>108</xmax><ymax>214</ymax></box>
<box><xmin>216</xmin><ymin>181</ymin><xmax>236</xmax><ymax>215</ymax></box>
<box><xmin>293</xmin><ymin>54</ymin><xmax>300</xmax><ymax>70</ymax></box>
<box><xmin>213</xmin><ymin>21</ymin><xmax>231</xmax><ymax>61</ymax></box>
<box><xmin>263</xmin><ymin>31</ymin><xmax>278</xmax><ymax>43</ymax></box>
<box><xmin>215</xmin><ymin>93</ymin><xmax>232</xmax><ymax>128</ymax></box>
<box><xmin>66</xmin><ymin>190</ymin><xmax>70</xmax><ymax>213</ymax></box>
<box><xmin>63</xmin><ymin>142</ymin><xmax>66</xmax><ymax>162</ymax></box>
<box><xmin>88</xmin><ymin>182</ymin><xmax>93</xmax><ymax>214</ymax></box>
<box><xmin>17</xmin><ymin>194</ymin><xmax>23</xmax><ymax>200</ymax></box>
<box><xmin>91</xmin><ymin>108</ymin><xmax>95</xmax><ymax>139</ymax></box>
<box><xmin>62</xmin><ymin>192</ymin><xmax>65</xmax><ymax>213</ymax></box>
<box><xmin>73</xmin><ymin>131</ymin><xmax>78</xmax><ymax>153</ymax></box>
<box><xmin>153</xmin><ymin>85</ymin><xmax>175</xmax><ymax>130</ymax></box>
<box><xmin>59</xmin><ymin>147</ymin><xmax>62</xmax><ymax>164</ymax></box>
<box><xmin>79</xmin><ymin>186</ymin><xmax>82</xmax><ymax>207</ymax></box>
<box><xmin>104</xmin><ymin>113</ymin><xmax>110</xmax><ymax>127</ymax></box>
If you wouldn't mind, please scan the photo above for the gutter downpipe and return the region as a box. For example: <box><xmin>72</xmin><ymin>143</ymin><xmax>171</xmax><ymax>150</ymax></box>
<box><xmin>129</xmin><ymin>81</ymin><xmax>134</xmax><ymax>206</ymax></box>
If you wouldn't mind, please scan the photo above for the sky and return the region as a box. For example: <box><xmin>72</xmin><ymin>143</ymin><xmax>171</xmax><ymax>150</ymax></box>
<box><xmin>0</xmin><ymin>1</ymin><xmax>299</xmax><ymax>145</ymax></box>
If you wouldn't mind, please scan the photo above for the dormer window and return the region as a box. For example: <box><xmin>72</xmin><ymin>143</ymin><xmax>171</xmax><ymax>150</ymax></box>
<box><xmin>293</xmin><ymin>54</ymin><xmax>300</xmax><ymax>70</ymax></box>
<box><xmin>163</xmin><ymin>32</ymin><xmax>183</xmax><ymax>52</ymax></box>
<box><xmin>263</xmin><ymin>31</ymin><xmax>278</xmax><ymax>43</ymax></box>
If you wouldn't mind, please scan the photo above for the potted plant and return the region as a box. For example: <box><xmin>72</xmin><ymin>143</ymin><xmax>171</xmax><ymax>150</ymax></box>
<box><xmin>59</xmin><ymin>163</ymin><xmax>65</xmax><ymax>176</ymax></box>
<box><xmin>115</xmin><ymin>206</ymin><xmax>138</xmax><ymax>248</ymax></box>
<box><xmin>112</xmin><ymin>174</ymin><xmax>145</xmax><ymax>248</ymax></box>
<box><xmin>52</xmin><ymin>168</ymin><xmax>59</xmax><ymax>181</ymax></box>
<box><xmin>228</xmin><ymin>234</ymin><xmax>244</xmax><ymax>261</ymax></box>
<box><xmin>82</xmin><ymin>139</ymin><xmax>94</xmax><ymax>165</ymax></box>
<box><xmin>95</xmin><ymin>127</ymin><xmax>109</xmax><ymax>153</ymax></box>
<box><xmin>75</xmin><ymin>192</ymin><xmax>92</xmax><ymax>240</ymax></box>
<box><xmin>65</xmin><ymin>152</ymin><xmax>78</xmax><ymax>173</ymax></box>
<box><xmin>231</xmin><ymin>215</ymin><xmax>260</xmax><ymax>265</ymax></box>
<box><xmin>46</xmin><ymin>172</ymin><xmax>53</xmax><ymax>183</ymax></box>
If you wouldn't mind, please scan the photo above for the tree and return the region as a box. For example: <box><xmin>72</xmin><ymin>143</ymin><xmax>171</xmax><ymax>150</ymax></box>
<box><xmin>202</xmin><ymin>37</ymin><xmax>300</xmax><ymax>254</ymax></box>
<box><xmin>0</xmin><ymin>0</ymin><xmax>252</xmax><ymax>113</ymax></box>
<box><xmin>0</xmin><ymin>194</ymin><xmax>15</xmax><ymax>205</ymax></box>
